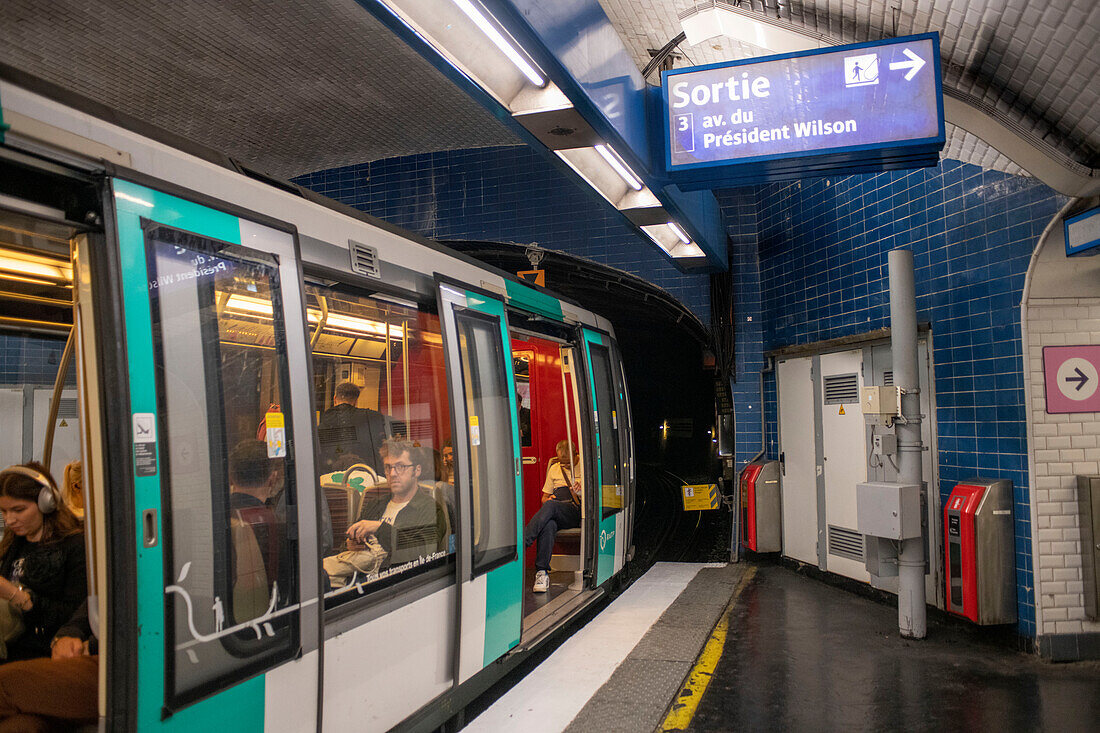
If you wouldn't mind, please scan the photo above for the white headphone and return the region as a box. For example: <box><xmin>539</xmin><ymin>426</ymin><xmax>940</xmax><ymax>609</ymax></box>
<box><xmin>0</xmin><ymin>465</ymin><xmax>60</xmax><ymax>514</ymax></box>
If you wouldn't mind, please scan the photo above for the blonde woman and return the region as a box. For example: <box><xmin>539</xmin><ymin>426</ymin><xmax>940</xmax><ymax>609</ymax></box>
<box><xmin>523</xmin><ymin>441</ymin><xmax>581</xmax><ymax>593</ymax></box>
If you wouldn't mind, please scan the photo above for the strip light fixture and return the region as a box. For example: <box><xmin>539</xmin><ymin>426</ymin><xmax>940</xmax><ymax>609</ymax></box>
<box><xmin>451</xmin><ymin>0</ymin><xmax>546</xmax><ymax>87</ymax></box>
<box><xmin>667</xmin><ymin>221</ymin><xmax>692</xmax><ymax>244</ymax></box>
<box><xmin>594</xmin><ymin>144</ymin><xmax>643</xmax><ymax>191</ymax></box>
<box><xmin>224</xmin><ymin>295</ymin><xmax>404</xmax><ymax>338</ymax></box>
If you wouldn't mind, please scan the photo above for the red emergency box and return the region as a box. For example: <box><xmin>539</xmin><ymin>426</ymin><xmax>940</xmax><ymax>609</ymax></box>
<box><xmin>944</xmin><ymin>478</ymin><xmax>1016</xmax><ymax>624</ymax></box>
<box><xmin>740</xmin><ymin>460</ymin><xmax>781</xmax><ymax>552</ymax></box>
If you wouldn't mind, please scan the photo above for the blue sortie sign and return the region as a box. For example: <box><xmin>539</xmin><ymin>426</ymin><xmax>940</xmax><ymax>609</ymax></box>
<box><xmin>662</xmin><ymin>34</ymin><xmax>943</xmax><ymax>174</ymax></box>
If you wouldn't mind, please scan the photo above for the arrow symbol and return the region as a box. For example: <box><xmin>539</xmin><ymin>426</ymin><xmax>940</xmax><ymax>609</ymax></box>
<box><xmin>1066</xmin><ymin>367</ymin><xmax>1090</xmax><ymax>391</ymax></box>
<box><xmin>889</xmin><ymin>48</ymin><xmax>926</xmax><ymax>81</ymax></box>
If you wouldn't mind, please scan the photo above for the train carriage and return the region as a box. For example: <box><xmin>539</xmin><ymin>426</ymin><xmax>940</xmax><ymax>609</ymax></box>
<box><xmin>0</xmin><ymin>72</ymin><xmax>634</xmax><ymax>731</ymax></box>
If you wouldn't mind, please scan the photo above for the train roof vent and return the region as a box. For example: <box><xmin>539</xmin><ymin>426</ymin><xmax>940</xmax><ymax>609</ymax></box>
<box><xmin>828</xmin><ymin>525</ymin><xmax>864</xmax><ymax>562</ymax></box>
<box><xmin>823</xmin><ymin>373</ymin><xmax>859</xmax><ymax>404</ymax></box>
<box><xmin>349</xmin><ymin>241</ymin><xmax>380</xmax><ymax>279</ymax></box>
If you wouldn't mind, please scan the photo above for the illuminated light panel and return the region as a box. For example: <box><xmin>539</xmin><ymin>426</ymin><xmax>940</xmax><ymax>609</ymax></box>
<box><xmin>451</xmin><ymin>0</ymin><xmax>546</xmax><ymax>87</ymax></box>
<box><xmin>0</xmin><ymin>254</ymin><xmax>71</xmax><ymax>284</ymax></box>
<box><xmin>672</xmin><ymin>242</ymin><xmax>706</xmax><ymax>258</ymax></box>
<box><xmin>225</xmin><ymin>294</ymin><xmax>273</xmax><ymax>317</ymax></box>
<box><xmin>595</xmin><ymin>144</ymin><xmax>643</xmax><ymax>191</ymax></box>
<box><xmin>225</xmin><ymin>295</ymin><xmax>407</xmax><ymax>339</ymax></box>
<box><xmin>667</xmin><ymin>222</ymin><xmax>691</xmax><ymax>244</ymax></box>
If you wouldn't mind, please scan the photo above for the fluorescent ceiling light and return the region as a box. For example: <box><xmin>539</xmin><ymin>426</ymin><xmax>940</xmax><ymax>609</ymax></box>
<box><xmin>595</xmin><ymin>144</ymin><xmax>643</xmax><ymax>191</ymax></box>
<box><xmin>452</xmin><ymin>0</ymin><xmax>546</xmax><ymax>87</ymax></box>
<box><xmin>225</xmin><ymin>295</ymin><xmax>405</xmax><ymax>339</ymax></box>
<box><xmin>667</xmin><ymin>222</ymin><xmax>691</xmax><ymax>244</ymax></box>
<box><xmin>0</xmin><ymin>253</ymin><xmax>72</xmax><ymax>284</ymax></box>
<box><xmin>672</xmin><ymin>242</ymin><xmax>706</xmax><ymax>258</ymax></box>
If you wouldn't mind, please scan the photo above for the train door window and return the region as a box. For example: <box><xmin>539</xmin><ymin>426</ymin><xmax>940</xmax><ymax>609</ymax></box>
<box><xmin>305</xmin><ymin>283</ymin><xmax>454</xmax><ymax>610</ymax></box>
<box><xmin>514</xmin><ymin>354</ymin><xmax>532</xmax><ymax>448</ymax></box>
<box><xmin>455</xmin><ymin>309</ymin><xmax>517</xmax><ymax>573</ymax></box>
<box><xmin>145</xmin><ymin>223</ymin><xmax>299</xmax><ymax>702</ymax></box>
<box><xmin>588</xmin><ymin>343</ymin><xmax>623</xmax><ymax>518</ymax></box>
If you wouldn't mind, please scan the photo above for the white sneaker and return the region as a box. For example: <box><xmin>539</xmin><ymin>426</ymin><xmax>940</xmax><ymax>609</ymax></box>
<box><xmin>533</xmin><ymin>570</ymin><xmax>549</xmax><ymax>593</ymax></box>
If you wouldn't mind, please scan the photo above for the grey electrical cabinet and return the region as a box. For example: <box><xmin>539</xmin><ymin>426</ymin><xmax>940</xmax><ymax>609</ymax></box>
<box><xmin>1078</xmin><ymin>476</ymin><xmax>1100</xmax><ymax>621</ymax></box>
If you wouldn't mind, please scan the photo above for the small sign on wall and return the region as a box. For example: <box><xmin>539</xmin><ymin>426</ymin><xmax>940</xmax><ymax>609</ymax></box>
<box><xmin>1043</xmin><ymin>345</ymin><xmax>1100</xmax><ymax>413</ymax></box>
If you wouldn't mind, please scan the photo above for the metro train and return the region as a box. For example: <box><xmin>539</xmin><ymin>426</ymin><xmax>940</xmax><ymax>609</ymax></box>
<box><xmin>0</xmin><ymin>71</ymin><xmax>635</xmax><ymax>731</ymax></box>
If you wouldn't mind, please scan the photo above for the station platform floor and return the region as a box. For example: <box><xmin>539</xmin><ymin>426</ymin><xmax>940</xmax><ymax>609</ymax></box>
<box><xmin>465</xmin><ymin>561</ymin><xmax>1100</xmax><ymax>732</ymax></box>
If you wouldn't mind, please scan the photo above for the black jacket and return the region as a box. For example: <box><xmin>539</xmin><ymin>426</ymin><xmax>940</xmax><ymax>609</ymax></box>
<box><xmin>356</xmin><ymin>488</ymin><xmax>446</xmax><ymax>569</ymax></box>
<box><xmin>0</xmin><ymin>532</ymin><xmax>86</xmax><ymax>660</ymax></box>
<box><xmin>317</xmin><ymin>404</ymin><xmax>391</xmax><ymax>472</ymax></box>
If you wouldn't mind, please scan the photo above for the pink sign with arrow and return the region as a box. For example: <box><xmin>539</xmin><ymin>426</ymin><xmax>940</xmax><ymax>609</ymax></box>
<box><xmin>1043</xmin><ymin>345</ymin><xmax>1100</xmax><ymax>414</ymax></box>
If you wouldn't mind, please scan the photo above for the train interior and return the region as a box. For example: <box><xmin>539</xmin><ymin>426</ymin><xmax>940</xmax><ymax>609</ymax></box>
<box><xmin>512</xmin><ymin>328</ymin><xmax>589</xmax><ymax>634</ymax></box>
<box><xmin>0</xmin><ymin>155</ymin><xmax>107</xmax><ymax>703</ymax></box>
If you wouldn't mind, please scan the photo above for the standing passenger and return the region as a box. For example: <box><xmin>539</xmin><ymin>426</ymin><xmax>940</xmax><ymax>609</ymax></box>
<box><xmin>316</xmin><ymin>382</ymin><xmax>391</xmax><ymax>473</ymax></box>
<box><xmin>0</xmin><ymin>463</ymin><xmax>86</xmax><ymax>662</ymax></box>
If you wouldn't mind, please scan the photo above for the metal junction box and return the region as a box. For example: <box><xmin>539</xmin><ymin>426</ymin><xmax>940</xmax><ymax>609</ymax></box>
<box><xmin>1077</xmin><ymin>476</ymin><xmax>1100</xmax><ymax>621</ymax></box>
<box><xmin>740</xmin><ymin>460</ymin><xmax>781</xmax><ymax>553</ymax></box>
<box><xmin>857</xmin><ymin>481</ymin><xmax>921</xmax><ymax>540</ymax></box>
<box><xmin>860</xmin><ymin>385</ymin><xmax>901</xmax><ymax>416</ymax></box>
<box><xmin>944</xmin><ymin>478</ymin><xmax>1016</xmax><ymax>625</ymax></box>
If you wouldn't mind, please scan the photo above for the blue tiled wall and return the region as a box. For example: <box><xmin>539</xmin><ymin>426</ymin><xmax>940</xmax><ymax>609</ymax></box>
<box><xmin>0</xmin><ymin>334</ymin><xmax>71</xmax><ymax>385</ymax></box>
<box><xmin>723</xmin><ymin>159</ymin><xmax>1067</xmax><ymax>636</ymax></box>
<box><xmin>292</xmin><ymin>146</ymin><xmax>711</xmax><ymax>321</ymax></box>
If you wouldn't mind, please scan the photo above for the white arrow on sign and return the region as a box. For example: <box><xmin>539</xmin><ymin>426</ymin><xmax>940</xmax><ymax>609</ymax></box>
<box><xmin>889</xmin><ymin>48</ymin><xmax>926</xmax><ymax>81</ymax></box>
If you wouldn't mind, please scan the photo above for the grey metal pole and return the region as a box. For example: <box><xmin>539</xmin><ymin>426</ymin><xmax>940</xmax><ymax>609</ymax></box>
<box><xmin>888</xmin><ymin>248</ymin><xmax>927</xmax><ymax>639</ymax></box>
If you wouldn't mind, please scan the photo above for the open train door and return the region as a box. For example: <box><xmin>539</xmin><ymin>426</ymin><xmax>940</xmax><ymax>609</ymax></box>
<box><xmin>436</xmin><ymin>278</ymin><xmax>523</xmax><ymax>682</ymax></box>
<box><xmin>108</xmin><ymin>179</ymin><xmax>321</xmax><ymax>730</ymax></box>
<box><xmin>581</xmin><ymin>329</ymin><xmax>630</xmax><ymax>585</ymax></box>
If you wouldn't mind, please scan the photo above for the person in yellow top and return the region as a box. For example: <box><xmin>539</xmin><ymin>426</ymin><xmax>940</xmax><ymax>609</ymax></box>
<box><xmin>522</xmin><ymin>441</ymin><xmax>582</xmax><ymax>593</ymax></box>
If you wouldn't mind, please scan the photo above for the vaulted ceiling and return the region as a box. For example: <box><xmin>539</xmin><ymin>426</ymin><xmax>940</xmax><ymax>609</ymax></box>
<box><xmin>1</xmin><ymin>0</ymin><xmax>1095</xmax><ymax>184</ymax></box>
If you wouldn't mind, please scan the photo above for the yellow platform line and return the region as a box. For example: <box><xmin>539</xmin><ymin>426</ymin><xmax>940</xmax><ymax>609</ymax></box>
<box><xmin>658</xmin><ymin>566</ymin><xmax>757</xmax><ymax>732</ymax></box>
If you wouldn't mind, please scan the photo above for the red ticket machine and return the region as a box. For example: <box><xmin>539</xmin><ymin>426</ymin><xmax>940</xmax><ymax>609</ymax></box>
<box><xmin>944</xmin><ymin>479</ymin><xmax>1016</xmax><ymax>624</ymax></box>
<box><xmin>740</xmin><ymin>460</ymin><xmax>781</xmax><ymax>552</ymax></box>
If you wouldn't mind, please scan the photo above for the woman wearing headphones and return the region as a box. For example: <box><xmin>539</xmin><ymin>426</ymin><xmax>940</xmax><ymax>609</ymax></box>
<box><xmin>0</xmin><ymin>462</ymin><xmax>86</xmax><ymax>662</ymax></box>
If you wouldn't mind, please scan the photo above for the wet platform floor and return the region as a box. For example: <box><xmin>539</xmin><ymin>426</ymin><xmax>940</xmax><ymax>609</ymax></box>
<box><xmin>689</xmin><ymin>564</ymin><xmax>1100</xmax><ymax>732</ymax></box>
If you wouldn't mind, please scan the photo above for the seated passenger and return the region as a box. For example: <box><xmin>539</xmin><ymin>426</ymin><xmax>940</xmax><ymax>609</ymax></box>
<box><xmin>0</xmin><ymin>599</ymin><xmax>97</xmax><ymax>730</ymax></box>
<box><xmin>316</xmin><ymin>382</ymin><xmax>392</xmax><ymax>473</ymax></box>
<box><xmin>324</xmin><ymin>440</ymin><xmax>446</xmax><ymax>587</ymax></box>
<box><xmin>228</xmin><ymin>441</ymin><xmax>282</xmax><ymax>619</ymax></box>
<box><xmin>523</xmin><ymin>441</ymin><xmax>582</xmax><ymax>593</ymax></box>
<box><xmin>61</xmin><ymin>461</ymin><xmax>84</xmax><ymax>519</ymax></box>
<box><xmin>0</xmin><ymin>463</ymin><xmax>86</xmax><ymax>662</ymax></box>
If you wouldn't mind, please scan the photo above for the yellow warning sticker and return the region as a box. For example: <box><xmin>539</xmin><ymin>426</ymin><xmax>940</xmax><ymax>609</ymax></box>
<box><xmin>681</xmin><ymin>484</ymin><xmax>720</xmax><ymax>511</ymax></box>
<box><xmin>839</xmin><ymin>405</ymin><xmax>846</xmax><ymax>415</ymax></box>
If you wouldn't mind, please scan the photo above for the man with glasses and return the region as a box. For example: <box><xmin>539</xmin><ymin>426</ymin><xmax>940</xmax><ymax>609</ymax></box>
<box><xmin>345</xmin><ymin>439</ymin><xmax>447</xmax><ymax>572</ymax></box>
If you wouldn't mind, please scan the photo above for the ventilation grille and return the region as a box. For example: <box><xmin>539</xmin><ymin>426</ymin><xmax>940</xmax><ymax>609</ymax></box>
<box><xmin>828</xmin><ymin>525</ymin><xmax>865</xmax><ymax>561</ymax></box>
<box><xmin>823</xmin><ymin>373</ymin><xmax>859</xmax><ymax>404</ymax></box>
<box><xmin>883</xmin><ymin>371</ymin><xmax>894</xmax><ymax>387</ymax></box>
<box><xmin>56</xmin><ymin>398</ymin><xmax>79</xmax><ymax>420</ymax></box>
<box><xmin>349</xmin><ymin>240</ymin><xmax>380</xmax><ymax>279</ymax></box>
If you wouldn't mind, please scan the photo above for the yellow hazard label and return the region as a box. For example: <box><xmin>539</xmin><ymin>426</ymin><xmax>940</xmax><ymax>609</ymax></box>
<box><xmin>839</xmin><ymin>405</ymin><xmax>846</xmax><ymax>415</ymax></box>
<box><xmin>265</xmin><ymin>412</ymin><xmax>284</xmax><ymax>429</ymax></box>
<box><xmin>681</xmin><ymin>484</ymin><xmax>720</xmax><ymax>511</ymax></box>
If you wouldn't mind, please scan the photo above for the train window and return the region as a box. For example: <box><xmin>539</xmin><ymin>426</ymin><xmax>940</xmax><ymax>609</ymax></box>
<box><xmin>305</xmin><ymin>283</ymin><xmax>454</xmax><ymax>609</ymax></box>
<box><xmin>588</xmin><ymin>344</ymin><xmax>623</xmax><ymax>518</ymax></box>
<box><xmin>455</xmin><ymin>309</ymin><xmax>517</xmax><ymax>573</ymax></box>
<box><xmin>144</xmin><ymin>223</ymin><xmax>300</xmax><ymax>704</ymax></box>
<box><xmin>514</xmin><ymin>354</ymin><xmax>532</xmax><ymax>447</ymax></box>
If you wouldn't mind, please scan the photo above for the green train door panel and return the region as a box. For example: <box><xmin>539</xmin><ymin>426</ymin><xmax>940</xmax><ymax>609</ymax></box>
<box><xmin>112</xmin><ymin>179</ymin><xmax>319</xmax><ymax>730</ymax></box>
<box><xmin>436</xmin><ymin>280</ymin><xmax>523</xmax><ymax>681</ymax></box>
<box><xmin>581</xmin><ymin>329</ymin><xmax>626</xmax><ymax>585</ymax></box>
